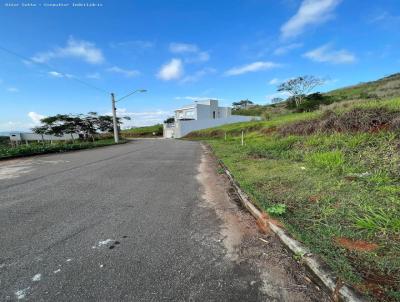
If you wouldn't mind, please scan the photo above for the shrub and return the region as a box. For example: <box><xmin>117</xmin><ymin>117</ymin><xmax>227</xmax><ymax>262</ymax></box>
<box><xmin>266</xmin><ymin>204</ymin><xmax>286</xmax><ymax>216</ymax></box>
<box><xmin>286</xmin><ymin>93</ymin><xmax>335</xmax><ymax>112</ymax></box>
<box><xmin>279</xmin><ymin>107</ymin><xmax>400</xmax><ymax>136</ymax></box>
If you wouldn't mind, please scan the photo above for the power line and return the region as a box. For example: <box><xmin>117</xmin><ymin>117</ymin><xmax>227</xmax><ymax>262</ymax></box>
<box><xmin>0</xmin><ymin>44</ymin><xmax>110</xmax><ymax>94</ymax></box>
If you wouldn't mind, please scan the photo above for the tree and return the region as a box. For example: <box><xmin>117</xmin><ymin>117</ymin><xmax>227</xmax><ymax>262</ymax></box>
<box><xmin>277</xmin><ymin>76</ymin><xmax>324</xmax><ymax>107</ymax></box>
<box><xmin>271</xmin><ymin>97</ymin><xmax>284</xmax><ymax>104</ymax></box>
<box><xmin>232</xmin><ymin>99</ymin><xmax>254</xmax><ymax>109</ymax></box>
<box><xmin>164</xmin><ymin>117</ymin><xmax>175</xmax><ymax>124</ymax></box>
<box><xmin>32</xmin><ymin>112</ymin><xmax>131</xmax><ymax>141</ymax></box>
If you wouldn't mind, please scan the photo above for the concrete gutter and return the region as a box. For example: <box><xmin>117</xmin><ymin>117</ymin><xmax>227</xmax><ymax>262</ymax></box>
<box><xmin>206</xmin><ymin>144</ymin><xmax>367</xmax><ymax>302</ymax></box>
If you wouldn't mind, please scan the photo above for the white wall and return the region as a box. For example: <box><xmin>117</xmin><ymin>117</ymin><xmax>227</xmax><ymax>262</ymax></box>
<box><xmin>163</xmin><ymin>125</ymin><xmax>174</xmax><ymax>138</ymax></box>
<box><xmin>174</xmin><ymin>115</ymin><xmax>259</xmax><ymax>138</ymax></box>
<box><xmin>218</xmin><ymin>107</ymin><xmax>231</xmax><ymax>118</ymax></box>
<box><xmin>196</xmin><ymin>104</ymin><xmax>212</xmax><ymax>120</ymax></box>
<box><xmin>10</xmin><ymin>132</ymin><xmax>79</xmax><ymax>141</ymax></box>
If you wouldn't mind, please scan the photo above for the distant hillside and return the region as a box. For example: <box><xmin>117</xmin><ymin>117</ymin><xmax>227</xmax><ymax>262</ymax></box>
<box><xmin>121</xmin><ymin>124</ymin><xmax>163</xmax><ymax>137</ymax></box>
<box><xmin>232</xmin><ymin>73</ymin><xmax>400</xmax><ymax>117</ymax></box>
<box><xmin>327</xmin><ymin>73</ymin><xmax>400</xmax><ymax>100</ymax></box>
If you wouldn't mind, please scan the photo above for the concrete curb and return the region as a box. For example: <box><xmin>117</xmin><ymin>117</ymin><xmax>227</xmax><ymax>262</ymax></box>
<box><xmin>205</xmin><ymin>144</ymin><xmax>367</xmax><ymax>302</ymax></box>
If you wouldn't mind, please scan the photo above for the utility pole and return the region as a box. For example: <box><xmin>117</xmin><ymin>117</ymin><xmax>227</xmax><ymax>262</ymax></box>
<box><xmin>111</xmin><ymin>89</ymin><xmax>147</xmax><ymax>143</ymax></box>
<box><xmin>111</xmin><ymin>92</ymin><xmax>119</xmax><ymax>143</ymax></box>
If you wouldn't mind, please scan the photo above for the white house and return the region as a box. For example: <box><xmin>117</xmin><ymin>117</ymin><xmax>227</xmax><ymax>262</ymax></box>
<box><xmin>163</xmin><ymin>99</ymin><xmax>258</xmax><ymax>138</ymax></box>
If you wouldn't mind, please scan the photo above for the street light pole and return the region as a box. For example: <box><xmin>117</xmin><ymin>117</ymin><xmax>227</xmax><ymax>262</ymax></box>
<box><xmin>111</xmin><ymin>92</ymin><xmax>119</xmax><ymax>143</ymax></box>
<box><xmin>110</xmin><ymin>89</ymin><xmax>147</xmax><ymax>144</ymax></box>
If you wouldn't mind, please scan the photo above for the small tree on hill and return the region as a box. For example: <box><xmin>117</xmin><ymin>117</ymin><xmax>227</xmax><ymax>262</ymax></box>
<box><xmin>277</xmin><ymin>76</ymin><xmax>324</xmax><ymax>107</ymax></box>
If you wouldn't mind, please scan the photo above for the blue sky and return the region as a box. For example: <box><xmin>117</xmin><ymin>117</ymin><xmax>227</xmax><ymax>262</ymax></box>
<box><xmin>0</xmin><ymin>0</ymin><xmax>399</xmax><ymax>131</ymax></box>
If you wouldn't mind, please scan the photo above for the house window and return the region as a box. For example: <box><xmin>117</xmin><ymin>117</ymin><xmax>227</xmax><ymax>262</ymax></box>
<box><xmin>213</xmin><ymin>111</ymin><xmax>216</xmax><ymax>119</ymax></box>
<box><xmin>185</xmin><ymin>110</ymin><xmax>195</xmax><ymax>118</ymax></box>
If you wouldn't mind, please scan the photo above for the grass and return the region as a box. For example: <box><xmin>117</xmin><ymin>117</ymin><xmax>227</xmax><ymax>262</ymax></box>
<box><xmin>328</xmin><ymin>73</ymin><xmax>400</xmax><ymax>101</ymax></box>
<box><xmin>187</xmin><ymin>97</ymin><xmax>400</xmax><ymax>301</ymax></box>
<box><xmin>121</xmin><ymin>124</ymin><xmax>163</xmax><ymax>137</ymax></box>
<box><xmin>0</xmin><ymin>138</ymin><xmax>126</xmax><ymax>160</ymax></box>
<box><xmin>230</xmin><ymin>73</ymin><xmax>400</xmax><ymax>119</ymax></box>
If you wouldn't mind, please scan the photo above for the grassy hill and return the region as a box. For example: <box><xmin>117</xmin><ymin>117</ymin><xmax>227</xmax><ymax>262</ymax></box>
<box><xmin>328</xmin><ymin>73</ymin><xmax>400</xmax><ymax>100</ymax></box>
<box><xmin>186</xmin><ymin>97</ymin><xmax>400</xmax><ymax>301</ymax></box>
<box><xmin>121</xmin><ymin>124</ymin><xmax>163</xmax><ymax>138</ymax></box>
<box><xmin>233</xmin><ymin>73</ymin><xmax>400</xmax><ymax>117</ymax></box>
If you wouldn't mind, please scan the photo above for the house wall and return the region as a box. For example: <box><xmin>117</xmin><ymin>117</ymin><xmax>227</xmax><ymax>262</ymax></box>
<box><xmin>163</xmin><ymin>126</ymin><xmax>174</xmax><ymax>138</ymax></box>
<box><xmin>218</xmin><ymin>107</ymin><xmax>231</xmax><ymax>118</ymax></box>
<box><xmin>196</xmin><ymin>104</ymin><xmax>212</xmax><ymax>120</ymax></box>
<box><xmin>173</xmin><ymin>115</ymin><xmax>259</xmax><ymax>138</ymax></box>
<box><xmin>175</xmin><ymin>107</ymin><xmax>196</xmax><ymax>120</ymax></box>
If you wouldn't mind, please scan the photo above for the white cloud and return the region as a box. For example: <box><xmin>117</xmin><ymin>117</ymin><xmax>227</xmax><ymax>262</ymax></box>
<box><xmin>28</xmin><ymin>112</ymin><xmax>45</xmax><ymax>124</ymax></box>
<box><xmin>0</xmin><ymin>121</ymin><xmax>25</xmax><ymax>132</ymax></box>
<box><xmin>32</xmin><ymin>36</ymin><xmax>104</xmax><ymax>64</ymax></box>
<box><xmin>304</xmin><ymin>44</ymin><xmax>356</xmax><ymax>64</ymax></box>
<box><xmin>47</xmin><ymin>71</ymin><xmax>74</xmax><ymax>78</ymax></box>
<box><xmin>180</xmin><ymin>67</ymin><xmax>216</xmax><ymax>83</ymax></box>
<box><xmin>48</xmin><ymin>71</ymin><xmax>63</xmax><ymax>78</ymax></box>
<box><xmin>268</xmin><ymin>78</ymin><xmax>281</xmax><ymax>85</ymax></box>
<box><xmin>273</xmin><ymin>43</ymin><xmax>303</xmax><ymax>55</ymax></box>
<box><xmin>7</xmin><ymin>87</ymin><xmax>19</xmax><ymax>92</ymax></box>
<box><xmin>369</xmin><ymin>11</ymin><xmax>400</xmax><ymax>27</ymax></box>
<box><xmin>113</xmin><ymin>108</ymin><xmax>172</xmax><ymax>128</ymax></box>
<box><xmin>281</xmin><ymin>0</ymin><xmax>341</xmax><ymax>39</ymax></box>
<box><xmin>224</xmin><ymin>61</ymin><xmax>280</xmax><ymax>76</ymax></box>
<box><xmin>157</xmin><ymin>58</ymin><xmax>184</xmax><ymax>81</ymax></box>
<box><xmin>266</xmin><ymin>92</ymin><xmax>290</xmax><ymax>102</ymax></box>
<box><xmin>106</xmin><ymin>66</ymin><xmax>140</xmax><ymax>77</ymax></box>
<box><xmin>196</xmin><ymin>51</ymin><xmax>210</xmax><ymax>62</ymax></box>
<box><xmin>175</xmin><ymin>96</ymin><xmax>223</xmax><ymax>101</ymax></box>
<box><xmin>185</xmin><ymin>51</ymin><xmax>210</xmax><ymax>63</ymax></box>
<box><xmin>169</xmin><ymin>42</ymin><xmax>210</xmax><ymax>63</ymax></box>
<box><xmin>169</xmin><ymin>43</ymin><xmax>198</xmax><ymax>53</ymax></box>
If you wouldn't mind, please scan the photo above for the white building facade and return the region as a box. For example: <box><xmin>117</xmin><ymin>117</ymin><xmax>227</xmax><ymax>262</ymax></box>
<box><xmin>163</xmin><ymin>100</ymin><xmax>258</xmax><ymax>138</ymax></box>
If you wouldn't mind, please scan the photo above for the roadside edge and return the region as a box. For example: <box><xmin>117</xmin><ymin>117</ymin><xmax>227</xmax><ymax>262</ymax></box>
<box><xmin>203</xmin><ymin>143</ymin><xmax>367</xmax><ymax>302</ymax></box>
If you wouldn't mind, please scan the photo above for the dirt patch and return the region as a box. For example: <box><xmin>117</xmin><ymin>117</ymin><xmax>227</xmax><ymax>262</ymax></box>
<box><xmin>308</xmin><ymin>195</ymin><xmax>320</xmax><ymax>203</ymax></box>
<box><xmin>197</xmin><ymin>145</ymin><xmax>331</xmax><ymax>301</ymax></box>
<box><xmin>260</xmin><ymin>126</ymin><xmax>277</xmax><ymax>135</ymax></box>
<box><xmin>335</xmin><ymin>237</ymin><xmax>379</xmax><ymax>252</ymax></box>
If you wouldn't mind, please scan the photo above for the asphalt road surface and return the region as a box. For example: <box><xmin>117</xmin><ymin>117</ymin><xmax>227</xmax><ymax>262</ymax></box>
<box><xmin>0</xmin><ymin>140</ymin><xmax>327</xmax><ymax>301</ymax></box>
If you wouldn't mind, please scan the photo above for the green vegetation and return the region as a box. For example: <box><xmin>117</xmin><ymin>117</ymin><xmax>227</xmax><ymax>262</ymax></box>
<box><xmin>0</xmin><ymin>136</ymin><xmax>9</xmax><ymax>147</ymax></box>
<box><xmin>0</xmin><ymin>139</ymin><xmax>126</xmax><ymax>160</ymax></box>
<box><xmin>121</xmin><ymin>124</ymin><xmax>163</xmax><ymax>137</ymax></box>
<box><xmin>187</xmin><ymin>97</ymin><xmax>400</xmax><ymax>301</ymax></box>
<box><xmin>32</xmin><ymin>112</ymin><xmax>130</xmax><ymax>141</ymax></box>
<box><xmin>328</xmin><ymin>73</ymin><xmax>400</xmax><ymax>101</ymax></box>
<box><xmin>232</xmin><ymin>73</ymin><xmax>400</xmax><ymax>119</ymax></box>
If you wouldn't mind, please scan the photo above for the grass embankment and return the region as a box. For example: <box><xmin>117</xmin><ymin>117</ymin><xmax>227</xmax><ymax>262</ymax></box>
<box><xmin>328</xmin><ymin>73</ymin><xmax>400</xmax><ymax>101</ymax></box>
<box><xmin>187</xmin><ymin>98</ymin><xmax>400</xmax><ymax>301</ymax></box>
<box><xmin>0</xmin><ymin>138</ymin><xmax>126</xmax><ymax>160</ymax></box>
<box><xmin>121</xmin><ymin>124</ymin><xmax>163</xmax><ymax>138</ymax></box>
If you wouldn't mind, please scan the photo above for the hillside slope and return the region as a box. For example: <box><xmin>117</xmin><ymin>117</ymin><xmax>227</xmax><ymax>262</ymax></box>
<box><xmin>328</xmin><ymin>73</ymin><xmax>400</xmax><ymax>100</ymax></box>
<box><xmin>233</xmin><ymin>73</ymin><xmax>400</xmax><ymax>117</ymax></box>
<box><xmin>187</xmin><ymin>97</ymin><xmax>400</xmax><ymax>302</ymax></box>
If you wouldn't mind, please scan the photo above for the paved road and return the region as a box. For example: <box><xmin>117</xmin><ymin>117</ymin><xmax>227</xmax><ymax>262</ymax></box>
<box><xmin>0</xmin><ymin>140</ymin><xmax>325</xmax><ymax>302</ymax></box>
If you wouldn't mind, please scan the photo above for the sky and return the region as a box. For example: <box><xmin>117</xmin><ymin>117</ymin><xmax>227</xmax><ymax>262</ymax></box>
<box><xmin>0</xmin><ymin>0</ymin><xmax>399</xmax><ymax>131</ymax></box>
